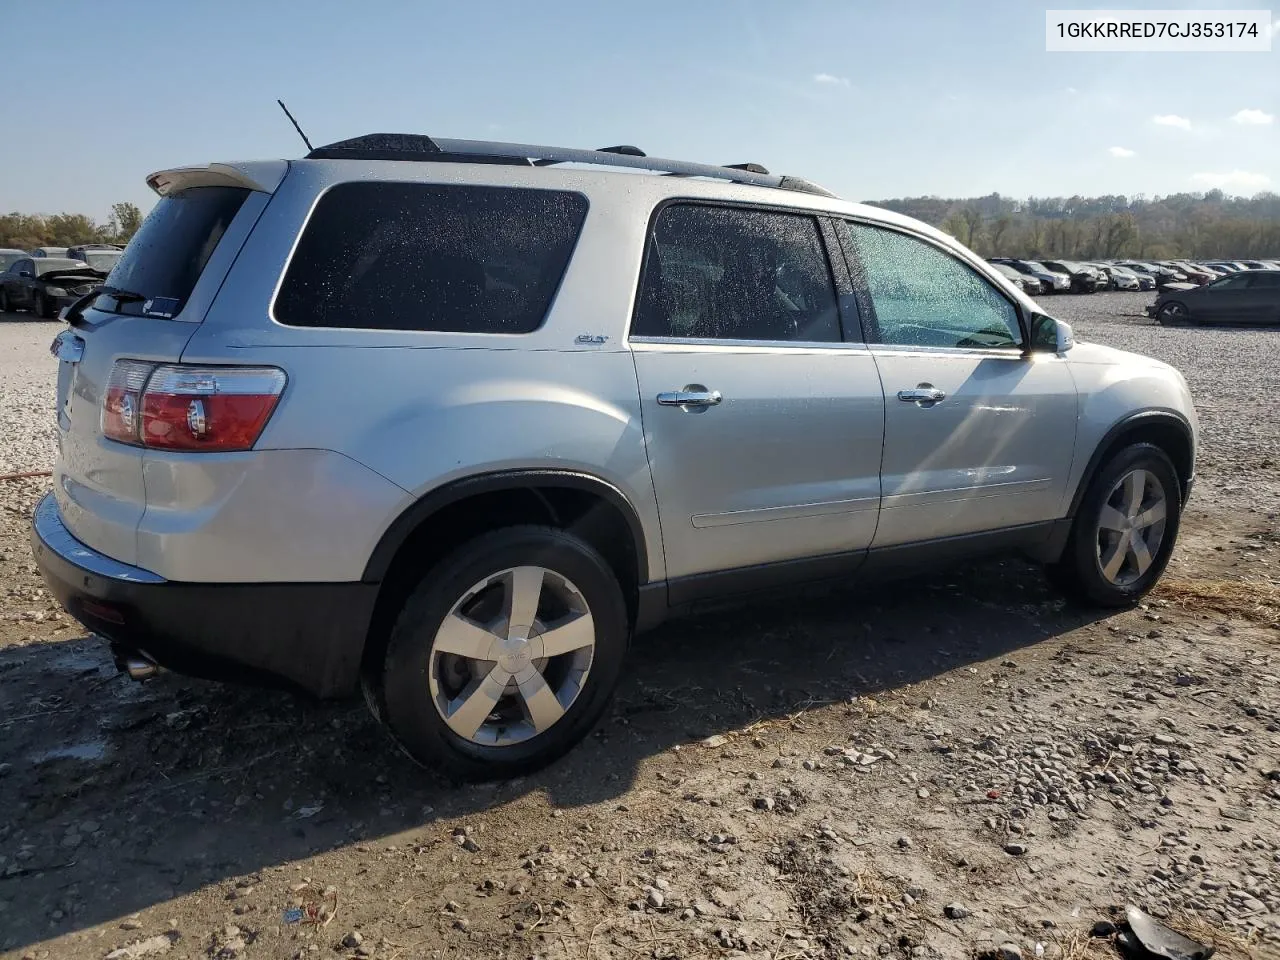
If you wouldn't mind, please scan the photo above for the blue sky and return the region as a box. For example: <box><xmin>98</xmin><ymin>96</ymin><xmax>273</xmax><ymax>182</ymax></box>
<box><xmin>3</xmin><ymin>0</ymin><xmax>1277</xmax><ymax>220</ymax></box>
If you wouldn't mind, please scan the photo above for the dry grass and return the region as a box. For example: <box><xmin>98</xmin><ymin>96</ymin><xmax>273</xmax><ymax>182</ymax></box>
<box><xmin>1164</xmin><ymin>911</ymin><xmax>1265</xmax><ymax>959</ymax></box>
<box><xmin>1054</xmin><ymin>913</ymin><xmax>1264</xmax><ymax>960</ymax></box>
<box><xmin>1055</xmin><ymin>931</ymin><xmax>1112</xmax><ymax>960</ymax></box>
<box><xmin>1154</xmin><ymin>575</ymin><xmax>1280</xmax><ymax>628</ymax></box>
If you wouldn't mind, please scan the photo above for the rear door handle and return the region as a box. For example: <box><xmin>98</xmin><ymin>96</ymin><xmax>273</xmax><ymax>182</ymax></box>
<box><xmin>897</xmin><ymin>386</ymin><xmax>946</xmax><ymax>404</ymax></box>
<box><xmin>657</xmin><ymin>389</ymin><xmax>722</xmax><ymax>408</ymax></box>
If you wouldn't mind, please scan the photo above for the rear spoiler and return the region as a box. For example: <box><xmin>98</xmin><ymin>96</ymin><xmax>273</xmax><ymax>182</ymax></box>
<box><xmin>146</xmin><ymin>160</ymin><xmax>289</xmax><ymax>197</ymax></box>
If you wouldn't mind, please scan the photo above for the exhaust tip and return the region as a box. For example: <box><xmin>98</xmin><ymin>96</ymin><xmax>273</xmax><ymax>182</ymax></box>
<box><xmin>123</xmin><ymin>654</ymin><xmax>162</xmax><ymax>681</ymax></box>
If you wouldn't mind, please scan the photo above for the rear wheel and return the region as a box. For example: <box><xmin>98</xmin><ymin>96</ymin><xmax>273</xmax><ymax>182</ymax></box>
<box><xmin>1048</xmin><ymin>443</ymin><xmax>1181</xmax><ymax>607</ymax></box>
<box><xmin>366</xmin><ymin>525</ymin><xmax>629</xmax><ymax>780</ymax></box>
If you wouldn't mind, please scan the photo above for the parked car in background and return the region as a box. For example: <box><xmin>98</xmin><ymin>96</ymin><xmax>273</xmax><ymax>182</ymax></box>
<box><xmin>0</xmin><ymin>257</ymin><xmax>106</xmax><ymax>318</ymax></box>
<box><xmin>66</xmin><ymin>243</ymin><xmax>123</xmax><ymax>262</ymax></box>
<box><xmin>991</xmin><ymin>258</ymin><xmax>1071</xmax><ymax>293</ymax></box>
<box><xmin>30</xmin><ymin>134</ymin><xmax>1199</xmax><ymax>778</ymax></box>
<box><xmin>1149</xmin><ymin>269</ymin><xmax>1280</xmax><ymax>325</ymax></box>
<box><xmin>988</xmin><ymin>260</ymin><xmax>1044</xmax><ymax>295</ymax></box>
<box><xmin>0</xmin><ymin>248</ymin><xmax>26</xmax><ymax>274</ymax></box>
<box><xmin>1118</xmin><ymin>261</ymin><xmax>1184</xmax><ymax>289</ymax></box>
<box><xmin>30</xmin><ymin>246</ymin><xmax>69</xmax><ymax>258</ymax></box>
<box><xmin>1042</xmin><ymin>260</ymin><xmax>1106</xmax><ymax>293</ymax></box>
<box><xmin>74</xmin><ymin>249</ymin><xmax>123</xmax><ymax>273</ymax></box>
<box><xmin>1240</xmin><ymin>260</ymin><xmax>1277</xmax><ymax>271</ymax></box>
<box><xmin>1164</xmin><ymin>262</ymin><xmax>1214</xmax><ymax>285</ymax></box>
<box><xmin>1095</xmin><ymin>264</ymin><xmax>1141</xmax><ymax>291</ymax></box>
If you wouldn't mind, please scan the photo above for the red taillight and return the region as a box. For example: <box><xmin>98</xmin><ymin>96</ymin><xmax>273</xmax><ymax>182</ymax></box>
<box><xmin>101</xmin><ymin>362</ymin><xmax>286</xmax><ymax>452</ymax></box>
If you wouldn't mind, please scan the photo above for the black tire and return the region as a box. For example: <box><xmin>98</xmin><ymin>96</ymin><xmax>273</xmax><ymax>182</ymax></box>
<box><xmin>1048</xmin><ymin>442</ymin><xmax>1181</xmax><ymax>608</ymax></box>
<box><xmin>0</xmin><ymin>289</ymin><xmax>9</xmax><ymax>314</ymax></box>
<box><xmin>1157</xmin><ymin>301</ymin><xmax>1189</xmax><ymax>326</ymax></box>
<box><xmin>34</xmin><ymin>291</ymin><xmax>54</xmax><ymax>320</ymax></box>
<box><xmin>366</xmin><ymin>525</ymin><xmax>629</xmax><ymax>780</ymax></box>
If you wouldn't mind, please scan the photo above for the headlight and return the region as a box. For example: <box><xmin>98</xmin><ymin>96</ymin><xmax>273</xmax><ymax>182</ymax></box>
<box><xmin>45</xmin><ymin>286</ymin><xmax>67</xmax><ymax>297</ymax></box>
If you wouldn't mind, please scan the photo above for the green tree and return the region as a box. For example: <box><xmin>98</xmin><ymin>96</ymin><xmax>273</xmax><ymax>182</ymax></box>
<box><xmin>108</xmin><ymin>202</ymin><xmax>144</xmax><ymax>243</ymax></box>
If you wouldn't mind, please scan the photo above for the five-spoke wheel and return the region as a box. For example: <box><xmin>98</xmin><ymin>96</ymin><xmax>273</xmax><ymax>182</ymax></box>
<box><xmin>1049</xmin><ymin>442</ymin><xmax>1181</xmax><ymax>607</ymax></box>
<box><xmin>429</xmin><ymin>566</ymin><xmax>596</xmax><ymax>746</ymax></box>
<box><xmin>367</xmin><ymin>526</ymin><xmax>628</xmax><ymax>780</ymax></box>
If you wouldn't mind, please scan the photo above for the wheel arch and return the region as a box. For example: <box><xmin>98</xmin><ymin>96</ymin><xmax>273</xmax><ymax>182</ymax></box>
<box><xmin>359</xmin><ymin>470</ymin><xmax>654</xmax><ymax>678</ymax></box>
<box><xmin>363</xmin><ymin>470</ymin><xmax>650</xmax><ymax>585</ymax></box>
<box><xmin>1067</xmin><ymin>410</ymin><xmax>1194</xmax><ymax>518</ymax></box>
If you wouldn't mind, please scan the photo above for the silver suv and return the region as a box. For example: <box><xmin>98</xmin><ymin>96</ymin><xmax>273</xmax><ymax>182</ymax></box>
<box><xmin>32</xmin><ymin>135</ymin><xmax>1198</xmax><ymax>779</ymax></box>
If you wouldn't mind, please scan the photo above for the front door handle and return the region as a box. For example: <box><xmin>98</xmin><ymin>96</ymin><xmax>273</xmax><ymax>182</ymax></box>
<box><xmin>657</xmin><ymin>389</ymin><xmax>722</xmax><ymax>408</ymax></box>
<box><xmin>897</xmin><ymin>386</ymin><xmax>946</xmax><ymax>404</ymax></box>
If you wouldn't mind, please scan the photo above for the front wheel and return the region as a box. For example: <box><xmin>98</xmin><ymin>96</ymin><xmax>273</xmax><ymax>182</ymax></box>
<box><xmin>34</xmin><ymin>291</ymin><xmax>54</xmax><ymax>319</ymax></box>
<box><xmin>366</xmin><ymin>525</ymin><xmax>629</xmax><ymax>780</ymax></box>
<box><xmin>1157</xmin><ymin>302</ymin><xmax>1189</xmax><ymax>326</ymax></box>
<box><xmin>0</xmin><ymin>289</ymin><xmax>10</xmax><ymax>313</ymax></box>
<box><xmin>1048</xmin><ymin>443</ymin><xmax>1181</xmax><ymax>607</ymax></box>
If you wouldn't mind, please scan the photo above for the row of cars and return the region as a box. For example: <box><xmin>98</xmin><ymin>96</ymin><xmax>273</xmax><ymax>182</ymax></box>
<box><xmin>988</xmin><ymin>257</ymin><xmax>1280</xmax><ymax>296</ymax></box>
<box><xmin>0</xmin><ymin>245</ymin><xmax>124</xmax><ymax>319</ymax></box>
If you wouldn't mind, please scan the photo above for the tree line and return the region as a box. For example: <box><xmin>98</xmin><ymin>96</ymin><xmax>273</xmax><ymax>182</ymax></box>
<box><xmin>0</xmin><ymin>202</ymin><xmax>145</xmax><ymax>251</ymax></box>
<box><xmin>6</xmin><ymin>189</ymin><xmax>1280</xmax><ymax>262</ymax></box>
<box><xmin>866</xmin><ymin>189</ymin><xmax>1280</xmax><ymax>260</ymax></box>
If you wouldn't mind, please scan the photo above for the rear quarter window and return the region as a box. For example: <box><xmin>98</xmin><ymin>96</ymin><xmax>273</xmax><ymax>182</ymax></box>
<box><xmin>273</xmin><ymin>182</ymin><xmax>589</xmax><ymax>333</ymax></box>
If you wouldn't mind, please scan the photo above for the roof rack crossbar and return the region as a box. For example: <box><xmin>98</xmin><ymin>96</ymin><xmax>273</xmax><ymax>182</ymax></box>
<box><xmin>435</xmin><ymin>138</ymin><xmax>785</xmax><ymax>188</ymax></box>
<box><xmin>304</xmin><ymin>135</ymin><xmax>837</xmax><ymax>196</ymax></box>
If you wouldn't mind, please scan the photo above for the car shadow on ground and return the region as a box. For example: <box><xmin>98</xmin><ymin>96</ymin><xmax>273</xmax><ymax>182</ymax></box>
<box><xmin>1</xmin><ymin>556</ymin><xmax>1111</xmax><ymax>950</ymax></box>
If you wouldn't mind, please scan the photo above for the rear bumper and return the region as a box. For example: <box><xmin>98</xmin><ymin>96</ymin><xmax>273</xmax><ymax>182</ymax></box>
<box><xmin>31</xmin><ymin>493</ymin><xmax>375</xmax><ymax>698</ymax></box>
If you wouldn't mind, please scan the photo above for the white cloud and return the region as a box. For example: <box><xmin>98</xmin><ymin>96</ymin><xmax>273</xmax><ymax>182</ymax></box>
<box><xmin>1066</xmin><ymin>86</ymin><xmax>1078</xmax><ymax>94</ymax></box>
<box><xmin>1108</xmin><ymin>146</ymin><xmax>1136</xmax><ymax>158</ymax></box>
<box><xmin>1152</xmin><ymin>114</ymin><xmax>1192</xmax><ymax>130</ymax></box>
<box><xmin>1230</xmin><ymin>108</ymin><xmax>1274</xmax><ymax>126</ymax></box>
<box><xmin>1190</xmin><ymin>170</ymin><xmax>1273</xmax><ymax>193</ymax></box>
<box><xmin>812</xmin><ymin>73</ymin><xmax>850</xmax><ymax>87</ymax></box>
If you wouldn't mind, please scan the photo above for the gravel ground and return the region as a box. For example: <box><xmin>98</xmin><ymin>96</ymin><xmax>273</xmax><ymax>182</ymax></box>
<box><xmin>0</xmin><ymin>317</ymin><xmax>56</xmax><ymax>476</ymax></box>
<box><xmin>1</xmin><ymin>298</ymin><xmax>1277</xmax><ymax>960</ymax></box>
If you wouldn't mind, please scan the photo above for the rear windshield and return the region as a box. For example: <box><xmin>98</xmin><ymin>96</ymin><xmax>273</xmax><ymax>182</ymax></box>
<box><xmin>83</xmin><ymin>252</ymin><xmax>122</xmax><ymax>272</ymax></box>
<box><xmin>92</xmin><ymin>186</ymin><xmax>249</xmax><ymax>317</ymax></box>
<box><xmin>274</xmin><ymin>182</ymin><xmax>588</xmax><ymax>333</ymax></box>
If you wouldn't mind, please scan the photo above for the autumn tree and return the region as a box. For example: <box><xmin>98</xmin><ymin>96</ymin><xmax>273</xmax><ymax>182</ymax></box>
<box><xmin>108</xmin><ymin>202</ymin><xmax>144</xmax><ymax>243</ymax></box>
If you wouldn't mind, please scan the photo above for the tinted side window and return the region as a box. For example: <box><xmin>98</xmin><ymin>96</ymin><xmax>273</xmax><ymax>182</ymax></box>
<box><xmin>846</xmin><ymin>223</ymin><xmax>1022</xmax><ymax>349</ymax></box>
<box><xmin>275</xmin><ymin>183</ymin><xmax>588</xmax><ymax>333</ymax></box>
<box><xmin>633</xmin><ymin>204</ymin><xmax>840</xmax><ymax>342</ymax></box>
<box><xmin>1211</xmin><ymin>274</ymin><xmax>1250</xmax><ymax>289</ymax></box>
<box><xmin>1247</xmin><ymin>273</ymin><xmax>1280</xmax><ymax>288</ymax></box>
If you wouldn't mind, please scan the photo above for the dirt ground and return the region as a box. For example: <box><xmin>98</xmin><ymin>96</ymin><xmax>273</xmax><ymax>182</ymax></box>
<box><xmin>1</xmin><ymin>295</ymin><xmax>1277</xmax><ymax>960</ymax></box>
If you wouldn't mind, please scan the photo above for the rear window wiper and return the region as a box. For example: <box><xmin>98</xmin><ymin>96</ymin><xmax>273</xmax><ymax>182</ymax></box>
<box><xmin>65</xmin><ymin>285</ymin><xmax>149</xmax><ymax>327</ymax></box>
<box><xmin>98</xmin><ymin>285</ymin><xmax>148</xmax><ymax>303</ymax></box>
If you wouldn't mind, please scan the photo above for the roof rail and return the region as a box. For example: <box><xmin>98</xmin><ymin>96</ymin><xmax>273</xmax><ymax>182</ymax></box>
<box><xmin>304</xmin><ymin>134</ymin><xmax>837</xmax><ymax>197</ymax></box>
<box><xmin>724</xmin><ymin>162</ymin><xmax>770</xmax><ymax>175</ymax></box>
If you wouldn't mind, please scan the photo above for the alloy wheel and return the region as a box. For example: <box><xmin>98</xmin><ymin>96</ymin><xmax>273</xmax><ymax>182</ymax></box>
<box><xmin>1095</xmin><ymin>468</ymin><xmax>1168</xmax><ymax>586</ymax></box>
<box><xmin>1159</xmin><ymin>303</ymin><xmax>1186</xmax><ymax>324</ymax></box>
<box><xmin>428</xmin><ymin>566</ymin><xmax>595</xmax><ymax>747</ymax></box>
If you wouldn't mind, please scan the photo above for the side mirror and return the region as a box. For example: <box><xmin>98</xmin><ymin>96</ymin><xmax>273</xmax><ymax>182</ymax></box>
<box><xmin>1028</xmin><ymin>313</ymin><xmax>1073</xmax><ymax>354</ymax></box>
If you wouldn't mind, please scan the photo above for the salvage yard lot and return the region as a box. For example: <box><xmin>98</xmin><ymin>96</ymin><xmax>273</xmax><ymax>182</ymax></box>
<box><xmin>1</xmin><ymin>293</ymin><xmax>1277</xmax><ymax>960</ymax></box>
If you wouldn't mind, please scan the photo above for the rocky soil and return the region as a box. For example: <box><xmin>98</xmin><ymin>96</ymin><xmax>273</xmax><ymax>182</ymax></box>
<box><xmin>0</xmin><ymin>295</ymin><xmax>1277</xmax><ymax>960</ymax></box>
